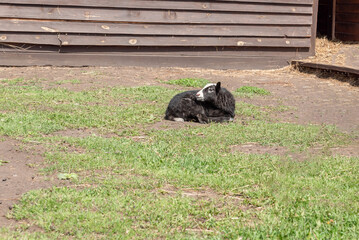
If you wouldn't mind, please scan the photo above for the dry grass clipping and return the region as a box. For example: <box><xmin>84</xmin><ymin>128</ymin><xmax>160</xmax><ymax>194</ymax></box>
<box><xmin>308</xmin><ymin>37</ymin><xmax>345</xmax><ymax>65</ymax></box>
<box><xmin>307</xmin><ymin>37</ymin><xmax>359</xmax><ymax>66</ymax></box>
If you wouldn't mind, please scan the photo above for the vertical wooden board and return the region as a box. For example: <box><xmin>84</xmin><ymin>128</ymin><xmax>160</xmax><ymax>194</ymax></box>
<box><xmin>335</xmin><ymin>1</ymin><xmax>359</xmax><ymax>41</ymax></box>
<box><xmin>336</xmin><ymin>3</ymin><xmax>359</xmax><ymax>13</ymax></box>
<box><xmin>335</xmin><ymin>33</ymin><xmax>359</xmax><ymax>41</ymax></box>
<box><xmin>336</xmin><ymin>13</ymin><xmax>359</xmax><ymax>23</ymax></box>
<box><xmin>310</xmin><ymin>0</ymin><xmax>318</xmax><ymax>55</ymax></box>
<box><xmin>332</xmin><ymin>0</ymin><xmax>337</xmax><ymax>39</ymax></box>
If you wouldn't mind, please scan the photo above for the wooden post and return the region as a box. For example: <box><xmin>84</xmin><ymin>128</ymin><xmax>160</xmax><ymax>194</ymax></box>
<box><xmin>310</xmin><ymin>0</ymin><xmax>319</xmax><ymax>56</ymax></box>
<box><xmin>332</xmin><ymin>0</ymin><xmax>336</xmax><ymax>40</ymax></box>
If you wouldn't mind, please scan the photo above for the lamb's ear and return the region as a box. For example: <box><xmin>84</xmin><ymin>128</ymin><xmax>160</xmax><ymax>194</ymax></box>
<box><xmin>215</xmin><ymin>82</ymin><xmax>221</xmax><ymax>93</ymax></box>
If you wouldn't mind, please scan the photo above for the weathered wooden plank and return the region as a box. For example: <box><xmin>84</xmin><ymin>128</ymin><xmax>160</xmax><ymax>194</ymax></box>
<box><xmin>336</xmin><ymin>3</ymin><xmax>359</xmax><ymax>13</ymax></box>
<box><xmin>310</xmin><ymin>0</ymin><xmax>318</xmax><ymax>55</ymax></box>
<box><xmin>0</xmin><ymin>5</ymin><xmax>313</xmax><ymax>25</ymax></box>
<box><xmin>335</xmin><ymin>33</ymin><xmax>359</xmax><ymax>41</ymax></box>
<box><xmin>336</xmin><ymin>0</ymin><xmax>359</xmax><ymax>3</ymax></box>
<box><xmin>0</xmin><ymin>33</ymin><xmax>311</xmax><ymax>47</ymax></box>
<box><xmin>335</xmin><ymin>22</ymin><xmax>359</xmax><ymax>35</ymax></box>
<box><xmin>0</xmin><ymin>1</ymin><xmax>313</xmax><ymax>14</ymax></box>
<box><xmin>0</xmin><ymin>0</ymin><xmax>314</xmax><ymax>8</ymax></box>
<box><xmin>292</xmin><ymin>60</ymin><xmax>359</xmax><ymax>78</ymax></box>
<box><xmin>0</xmin><ymin>44</ymin><xmax>311</xmax><ymax>58</ymax></box>
<box><xmin>336</xmin><ymin>13</ymin><xmax>359</xmax><ymax>23</ymax></box>
<box><xmin>0</xmin><ymin>51</ymin><xmax>292</xmax><ymax>70</ymax></box>
<box><xmin>0</xmin><ymin>19</ymin><xmax>312</xmax><ymax>37</ymax></box>
<box><xmin>60</xmin><ymin>36</ymin><xmax>311</xmax><ymax>48</ymax></box>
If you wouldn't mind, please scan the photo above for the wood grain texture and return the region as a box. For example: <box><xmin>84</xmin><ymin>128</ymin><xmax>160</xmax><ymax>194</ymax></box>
<box><xmin>334</xmin><ymin>0</ymin><xmax>359</xmax><ymax>41</ymax></box>
<box><xmin>0</xmin><ymin>33</ymin><xmax>311</xmax><ymax>47</ymax></box>
<box><xmin>0</xmin><ymin>0</ymin><xmax>314</xmax><ymax>8</ymax></box>
<box><xmin>0</xmin><ymin>5</ymin><xmax>313</xmax><ymax>25</ymax></box>
<box><xmin>336</xmin><ymin>3</ymin><xmax>359</xmax><ymax>13</ymax></box>
<box><xmin>336</xmin><ymin>13</ymin><xmax>359</xmax><ymax>23</ymax></box>
<box><xmin>0</xmin><ymin>0</ymin><xmax>313</xmax><ymax>13</ymax></box>
<box><xmin>0</xmin><ymin>44</ymin><xmax>310</xmax><ymax>57</ymax></box>
<box><xmin>0</xmin><ymin>20</ymin><xmax>312</xmax><ymax>37</ymax></box>
<box><xmin>0</xmin><ymin>51</ymin><xmax>293</xmax><ymax>70</ymax></box>
<box><xmin>0</xmin><ymin>0</ymin><xmax>316</xmax><ymax>69</ymax></box>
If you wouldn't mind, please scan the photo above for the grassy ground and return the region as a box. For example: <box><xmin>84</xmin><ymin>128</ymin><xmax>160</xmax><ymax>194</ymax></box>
<box><xmin>0</xmin><ymin>77</ymin><xmax>358</xmax><ymax>239</ymax></box>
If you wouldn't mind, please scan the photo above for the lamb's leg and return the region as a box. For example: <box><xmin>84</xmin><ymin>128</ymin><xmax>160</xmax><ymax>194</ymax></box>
<box><xmin>207</xmin><ymin>116</ymin><xmax>234</xmax><ymax>123</ymax></box>
<box><xmin>196</xmin><ymin>114</ymin><xmax>209</xmax><ymax>124</ymax></box>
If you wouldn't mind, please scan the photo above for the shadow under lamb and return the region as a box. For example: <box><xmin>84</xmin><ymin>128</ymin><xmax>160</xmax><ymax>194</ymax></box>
<box><xmin>165</xmin><ymin>82</ymin><xmax>235</xmax><ymax>123</ymax></box>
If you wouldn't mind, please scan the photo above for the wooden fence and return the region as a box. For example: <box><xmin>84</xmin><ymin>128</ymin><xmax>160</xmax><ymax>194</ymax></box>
<box><xmin>334</xmin><ymin>0</ymin><xmax>359</xmax><ymax>41</ymax></box>
<box><xmin>0</xmin><ymin>0</ymin><xmax>318</xmax><ymax>69</ymax></box>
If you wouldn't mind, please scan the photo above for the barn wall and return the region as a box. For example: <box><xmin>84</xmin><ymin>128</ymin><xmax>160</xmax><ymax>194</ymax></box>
<box><xmin>335</xmin><ymin>0</ymin><xmax>359</xmax><ymax>41</ymax></box>
<box><xmin>0</xmin><ymin>0</ymin><xmax>317</xmax><ymax>69</ymax></box>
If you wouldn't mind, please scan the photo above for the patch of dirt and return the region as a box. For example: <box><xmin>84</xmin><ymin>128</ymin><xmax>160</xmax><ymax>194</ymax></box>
<box><xmin>149</xmin><ymin>119</ymin><xmax>202</xmax><ymax>131</ymax></box>
<box><xmin>231</xmin><ymin>142</ymin><xmax>311</xmax><ymax>162</ymax></box>
<box><xmin>158</xmin><ymin>184</ymin><xmax>259</xmax><ymax>212</ymax></box>
<box><xmin>231</xmin><ymin>142</ymin><xmax>289</xmax><ymax>156</ymax></box>
<box><xmin>0</xmin><ymin>137</ymin><xmax>65</xmax><ymax>228</ymax></box>
<box><xmin>231</xmin><ymin>141</ymin><xmax>359</xmax><ymax>161</ymax></box>
<box><xmin>329</xmin><ymin>139</ymin><xmax>359</xmax><ymax>157</ymax></box>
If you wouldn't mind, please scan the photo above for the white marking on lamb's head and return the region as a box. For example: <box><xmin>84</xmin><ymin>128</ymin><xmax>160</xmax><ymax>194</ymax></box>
<box><xmin>196</xmin><ymin>83</ymin><xmax>216</xmax><ymax>101</ymax></box>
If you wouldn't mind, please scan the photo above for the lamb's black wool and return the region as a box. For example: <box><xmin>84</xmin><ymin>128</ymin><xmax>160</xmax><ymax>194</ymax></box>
<box><xmin>165</xmin><ymin>82</ymin><xmax>235</xmax><ymax>123</ymax></box>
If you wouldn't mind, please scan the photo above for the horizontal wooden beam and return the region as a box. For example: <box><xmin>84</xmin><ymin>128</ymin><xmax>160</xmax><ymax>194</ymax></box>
<box><xmin>0</xmin><ymin>33</ymin><xmax>311</xmax><ymax>47</ymax></box>
<box><xmin>0</xmin><ymin>44</ymin><xmax>310</xmax><ymax>57</ymax></box>
<box><xmin>292</xmin><ymin>60</ymin><xmax>359</xmax><ymax>77</ymax></box>
<box><xmin>0</xmin><ymin>51</ymin><xmax>293</xmax><ymax>70</ymax></box>
<box><xmin>0</xmin><ymin>19</ymin><xmax>312</xmax><ymax>37</ymax></box>
<box><xmin>0</xmin><ymin>0</ymin><xmax>314</xmax><ymax>9</ymax></box>
<box><xmin>0</xmin><ymin>5</ymin><xmax>313</xmax><ymax>25</ymax></box>
<box><xmin>0</xmin><ymin>1</ymin><xmax>313</xmax><ymax>13</ymax></box>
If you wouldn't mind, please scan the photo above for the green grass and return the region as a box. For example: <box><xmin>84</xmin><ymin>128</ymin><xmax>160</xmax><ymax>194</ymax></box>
<box><xmin>0</xmin><ymin>85</ymin><xmax>179</xmax><ymax>136</ymax></box>
<box><xmin>1</xmin><ymin>77</ymin><xmax>358</xmax><ymax>239</ymax></box>
<box><xmin>0</xmin><ymin>159</ymin><xmax>8</xmax><ymax>166</ymax></box>
<box><xmin>54</xmin><ymin>79</ymin><xmax>81</xmax><ymax>85</ymax></box>
<box><xmin>164</xmin><ymin>78</ymin><xmax>210</xmax><ymax>88</ymax></box>
<box><xmin>235</xmin><ymin>86</ymin><xmax>271</xmax><ymax>98</ymax></box>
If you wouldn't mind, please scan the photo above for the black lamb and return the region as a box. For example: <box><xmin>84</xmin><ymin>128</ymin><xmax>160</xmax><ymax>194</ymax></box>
<box><xmin>164</xmin><ymin>82</ymin><xmax>235</xmax><ymax>123</ymax></box>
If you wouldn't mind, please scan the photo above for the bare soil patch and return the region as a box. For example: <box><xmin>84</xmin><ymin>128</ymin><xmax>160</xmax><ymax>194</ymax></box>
<box><xmin>231</xmin><ymin>143</ymin><xmax>288</xmax><ymax>156</ymax></box>
<box><xmin>149</xmin><ymin>119</ymin><xmax>202</xmax><ymax>131</ymax></box>
<box><xmin>158</xmin><ymin>184</ymin><xmax>258</xmax><ymax>212</ymax></box>
<box><xmin>329</xmin><ymin>139</ymin><xmax>359</xmax><ymax>157</ymax></box>
<box><xmin>0</xmin><ymin>137</ymin><xmax>65</xmax><ymax>227</ymax></box>
<box><xmin>231</xmin><ymin>140</ymin><xmax>359</xmax><ymax>161</ymax></box>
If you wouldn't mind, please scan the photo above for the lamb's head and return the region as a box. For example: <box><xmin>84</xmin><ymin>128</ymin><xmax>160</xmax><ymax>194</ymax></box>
<box><xmin>196</xmin><ymin>82</ymin><xmax>221</xmax><ymax>102</ymax></box>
